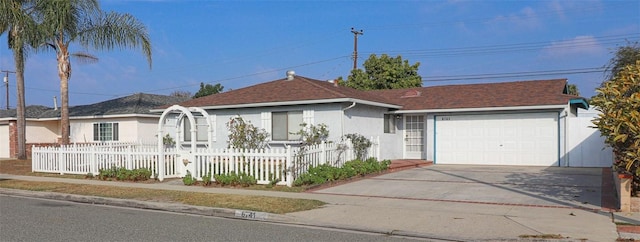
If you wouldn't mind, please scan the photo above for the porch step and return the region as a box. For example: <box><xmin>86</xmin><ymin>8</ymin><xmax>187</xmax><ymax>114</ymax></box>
<box><xmin>388</xmin><ymin>159</ymin><xmax>432</xmax><ymax>172</ymax></box>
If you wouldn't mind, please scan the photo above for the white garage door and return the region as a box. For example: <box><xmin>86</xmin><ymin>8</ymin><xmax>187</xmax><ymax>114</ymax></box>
<box><xmin>435</xmin><ymin>112</ymin><xmax>559</xmax><ymax>166</ymax></box>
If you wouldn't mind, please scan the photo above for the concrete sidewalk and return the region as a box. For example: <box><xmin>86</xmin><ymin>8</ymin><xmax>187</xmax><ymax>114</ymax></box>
<box><xmin>0</xmin><ymin>173</ymin><xmax>623</xmax><ymax>241</ymax></box>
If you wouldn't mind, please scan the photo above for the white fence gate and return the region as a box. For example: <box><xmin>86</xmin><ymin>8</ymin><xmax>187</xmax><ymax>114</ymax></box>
<box><xmin>566</xmin><ymin>109</ymin><xmax>613</xmax><ymax>167</ymax></box>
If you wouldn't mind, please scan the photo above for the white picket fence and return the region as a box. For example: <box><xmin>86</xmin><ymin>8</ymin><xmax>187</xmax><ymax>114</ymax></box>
<box><xmin>31</xmin><ymin>137</ymin><xmax>380</xmax><ymax>187</ymax></box>
<box><xmin>31</xmin><ymin>144</ymin><xmax>180</xmax><ymax>179</ymax></box>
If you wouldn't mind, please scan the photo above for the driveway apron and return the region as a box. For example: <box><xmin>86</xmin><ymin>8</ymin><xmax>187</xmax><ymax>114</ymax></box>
<box><xmin>310</xmin><ymin>165</ymin><xmax>604</xmax><ymax>210</ymax></box>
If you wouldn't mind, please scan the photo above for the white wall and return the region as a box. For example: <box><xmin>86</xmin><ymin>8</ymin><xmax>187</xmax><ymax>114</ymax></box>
<box><xmin>0</xmin><ymin>123</ymin><xmax>9</xmax><ymax>158</ymax></box>
<box><xmin>566</xmin><ymin>108</ymin><xmax>613</xmax><ymax>167</ymax></box>
<box><xmin>136</xmin><ymin>117</ymin><xmax>161</xmax><ymax>143</ymax></box>
<box><xmin>70</xmin><ymin>117</ymin><xmax>158</xmax><ymax>143</ymax></box>
<box><xmin>26</xmin><ymin>120</ymin><xmax>58</xmax><ymax>143</ymax></box>
<box><xmin>344</xmin><ymin>104</ymin><xmax>401</xmax><ymax>160</ymax></box>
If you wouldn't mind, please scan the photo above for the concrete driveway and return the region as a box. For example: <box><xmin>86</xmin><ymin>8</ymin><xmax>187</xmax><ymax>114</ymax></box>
<box><xmin>310</xmin><ymin>164</ymin><xmax>608</xmax><ymax>211</ymax></box>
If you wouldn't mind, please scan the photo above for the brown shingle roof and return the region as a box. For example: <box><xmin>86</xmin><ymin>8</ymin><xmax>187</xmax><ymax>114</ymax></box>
<box><xmin>170</xmin><ymin>76</ymin><xmax>583</xmax><ymax>111</ymax></box>
<box><xmin>371</xmin><ymin>79</ymin><xmax>580</xmax><ymax>110</ymax></box>
<box><xmin>175</xmin><ymin>75</ymin><xmax>400</xmax><ymax>108</ymax></box>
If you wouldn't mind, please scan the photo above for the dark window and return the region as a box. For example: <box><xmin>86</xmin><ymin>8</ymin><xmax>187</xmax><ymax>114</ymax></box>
<box><xmin>384</xmin><ymin>114</ymin><xmax>396</xmax><ymax>134</ymax></box>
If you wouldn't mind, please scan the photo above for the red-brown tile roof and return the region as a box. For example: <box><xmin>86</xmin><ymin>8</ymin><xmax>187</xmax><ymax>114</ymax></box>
<box><xmin>371</xmin><ymin>79</ymin><xmax>580</xmax><ymax>110</ymax></box>
<box><xmin>175</xmin><ymin>75</ymin><xmax>400</xmax><ymax>108</ymax></box>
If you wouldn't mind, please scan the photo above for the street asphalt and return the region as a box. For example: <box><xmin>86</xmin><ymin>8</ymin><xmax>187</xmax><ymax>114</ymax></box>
<box><xmin>1</xmin><ymin>164</ymin><xmax>639</xmax><ymax>241</ymax></box>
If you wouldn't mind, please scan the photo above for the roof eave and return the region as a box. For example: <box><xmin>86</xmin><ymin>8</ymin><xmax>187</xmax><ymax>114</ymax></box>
<box><xmin>392</xmin><ymin>104</ymin><xmax>569</xmax><ymax>114</ymax></box>
<box><xmin>570</xmin><ymin>98</ymin><xmax>590</xmax><ymax>110</ymax></box>
<box><xmin>161</xmin><ymin>98</ymin><xmax>402</xmax><ymax>111</ymax></box>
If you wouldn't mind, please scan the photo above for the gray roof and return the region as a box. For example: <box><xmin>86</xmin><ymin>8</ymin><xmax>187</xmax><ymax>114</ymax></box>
<box><xmin>0</xmin><ymin>93</ymin><xmax>188</xmax><ymax>119</ymax></box>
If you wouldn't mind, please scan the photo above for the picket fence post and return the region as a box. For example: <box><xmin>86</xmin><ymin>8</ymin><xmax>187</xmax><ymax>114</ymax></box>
<box><xmin>320</xmin><ymin>141</ymin><xmax>326</xmax><ymax>165</ymax></box>
<box><xmin>91</xmin><ymin>145</ymin><xmax>97</xmax><ymax>175</ymax></box>
<box><xmin>31</xmin><ymin>145</ymin><xmax>36</xmax><ymax>172</ymax></box>
<box><xmin>375</xmin><ymin>136</ymin><xmax>381</xmax><ymax>160</ymax></box>
<box><xmin>58</xmin><ymin>145</ymin><xmax>64</xmax><ymax>175</ymax></box>
<box><xmin>126</xmin><ymin>145</ymin><xmax>133</xmax><ymax>170</ymax></box>
<box><xmin>285</xmin><ymin>145</ymin><xmax>293</xmax><ymax>187</ymax></box>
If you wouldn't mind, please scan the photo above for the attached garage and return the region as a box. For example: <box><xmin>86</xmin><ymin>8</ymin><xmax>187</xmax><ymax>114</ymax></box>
<box><xmin>434</xmin><ymin>112</ymin><xmax>559</xmax><ymax>166</ymax></box>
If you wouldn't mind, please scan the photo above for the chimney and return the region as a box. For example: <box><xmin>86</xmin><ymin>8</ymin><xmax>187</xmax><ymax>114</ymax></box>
<box><xmin>53</xmin><ymin>96</ymin><xmax>58</xmax><ymax>110</ymax></box>
<box><xmin>286</xmin><ymin>70</ymin><xmax>295</xmax><ymax>81</ymax></box>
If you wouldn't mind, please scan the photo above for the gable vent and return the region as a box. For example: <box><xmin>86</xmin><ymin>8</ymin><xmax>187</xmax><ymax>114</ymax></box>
<box><xmin>401</xmin><ymin>90</ymin><xmax>421</xmax><ymax>98</ymax></box>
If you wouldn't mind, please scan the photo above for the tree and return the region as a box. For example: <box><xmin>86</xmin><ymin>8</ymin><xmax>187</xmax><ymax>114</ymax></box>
<box><xmin>591</xmin><ymin>60</ymin><xmax>640</xmax><ymax>191</ymax></box>
<box><xmin>170</xmin><ymin>90</ymin><xmax>192</xmax><ymax>99</ymax></box>
<box><xmin>567</xmin><ymin>84</ymin><xmax>580</xmax><ymax>96</ymax></box>
<box><xmin>37</xmin><ymin>0</ymin><xmax>152</xmax><ymax>145</ymax></box>
<box><xmin>0</xmin><ymin>0</ymin><xmax>41</xmax><ymax>159</ymax></box>
<box><xmin>341</xmin><ymin>54</ymin><xmax>422</xmax><ymax>90</ymax></box>
<box><xmin>605</xmin><ymin>42</ymin><xmax>640</xmax><ymax>81</ymax></box>
<box><xmin>193</xmin><ymin>82</ymin><xmax>223</xmax><ymax>98</ymax></box>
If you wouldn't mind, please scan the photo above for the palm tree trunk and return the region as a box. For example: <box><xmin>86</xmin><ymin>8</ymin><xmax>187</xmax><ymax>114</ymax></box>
<box><xmin>12</xmin><ymin>27</ymin><xmax>26</xmax><ymax>160</ymax></box>
<box><xmin>58</xmin><ymin>44</ymin><xmax>71</xmax><ymax>145</ymax></box>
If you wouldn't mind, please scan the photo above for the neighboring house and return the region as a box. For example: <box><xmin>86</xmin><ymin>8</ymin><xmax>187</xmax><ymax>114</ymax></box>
<box><xmin>0</xmin><ymin>93</ymin><xmax>187</xmax><ymax>158</ymax></box>
<box><xmin>155</xmin><ymin>71</ymin><xmax>608</xmax><ymax>167</ymax></box>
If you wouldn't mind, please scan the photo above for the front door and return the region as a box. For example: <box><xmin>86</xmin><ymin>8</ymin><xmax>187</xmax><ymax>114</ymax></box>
<box><xmin>404</xmin><ymin>115</ymin><xmax>425</xmax><ymax>159</ymax></box>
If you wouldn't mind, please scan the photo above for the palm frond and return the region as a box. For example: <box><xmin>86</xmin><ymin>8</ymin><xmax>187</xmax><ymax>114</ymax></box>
<box><xmin>78</xmin><ymin>11</ymin><xmax>152</xmax><ymax>68</ymax></box>
<box><xmin>71</xmin><ymin>51</ymin><xmax>98</xmax><ymax>64</ymax></box>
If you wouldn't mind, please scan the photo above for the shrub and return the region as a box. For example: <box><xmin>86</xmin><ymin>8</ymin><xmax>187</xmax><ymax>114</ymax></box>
<box><xmin>214</xmin><ymin>172</ymin><xmax>257</xmax><ymax>187</ymax></box>
<box><xmin>202</xmin><ymin>171</ymin><xmax>212</xmax><ymax>186</ymax></box>
<box><xmin>183</xmin><ymin>171</ymin><xmax>197</xmax><ymax>186</ymax></box>
<box><xmin>343</xmin><ymin>133</ymin><xmax>372</xmax><ymax>160</ymax></box>
<box><xmin>592</xmin><ymin>60</ymin><xmax>640</xmax><ymax>193</ymax></box>
<box><xmin>293</xmin><ymin>159</ymin><xmax>391</xmax><ymax>187</ymax></box>
<box><xmin>97</xmin><ymin>166</ymin><xmax>151</xmax><ymax>182</ymax></box>
<box><xmin>226</xmin><ymin>116</ymin><xmax>269</xmax><ymax>149</ymax></box>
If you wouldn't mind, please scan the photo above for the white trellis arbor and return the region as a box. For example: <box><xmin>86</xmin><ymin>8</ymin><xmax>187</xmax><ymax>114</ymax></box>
<box><xmin>157</xmin><ymin>105</ymin><xmax>214</xmax><ymax>181</ymax></box>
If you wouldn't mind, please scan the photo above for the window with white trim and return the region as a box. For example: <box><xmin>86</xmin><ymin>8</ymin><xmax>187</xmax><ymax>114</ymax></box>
<box><xmin>183</xmin><ymin>117</ymin><xmax>208</xmax><ymax>142</ymax></box>
<box><xmin>384</xmin><ymin>114</ymin><xmax>396</xmax><ymax>133</ymax></box>
<box><xmin>93</xmin><ymin>123</ymin><xmax>119</xmax><ymax>141</ymax></box>
<box><xmin>272</xmin><ymin>111</ymin><xmax>303</xmax><ymax>141</ymax></box>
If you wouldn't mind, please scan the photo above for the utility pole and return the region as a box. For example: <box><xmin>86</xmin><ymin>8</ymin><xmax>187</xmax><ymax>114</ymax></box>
<box><xmin>351</xmin><ymin>27</ymin><xmax>363</xmax><ymax>70</ymax></box>
<box><xmin>1</xmin><ymin>70</ymin><xmax>15</xmax><ymax>110</ymax></box>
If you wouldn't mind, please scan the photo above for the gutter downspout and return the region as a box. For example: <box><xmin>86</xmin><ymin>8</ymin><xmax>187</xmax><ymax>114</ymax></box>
<box><xmin>341</xmin><ymin>102</ymin><xmax>356</xmax><ymax>137</ymax></box>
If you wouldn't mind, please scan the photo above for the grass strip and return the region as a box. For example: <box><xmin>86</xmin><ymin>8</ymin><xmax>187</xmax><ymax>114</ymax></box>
<box><xmin>0</xmin><ymin>180</ymin><xmax>325</xmax><ymax>214</ymax></box>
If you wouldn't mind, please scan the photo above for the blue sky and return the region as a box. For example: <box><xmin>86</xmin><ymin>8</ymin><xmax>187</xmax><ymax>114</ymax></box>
<box><xmin>1</xmin><ymin>0</ymin><xmax>639</xmax><ymax>107</ymax></box>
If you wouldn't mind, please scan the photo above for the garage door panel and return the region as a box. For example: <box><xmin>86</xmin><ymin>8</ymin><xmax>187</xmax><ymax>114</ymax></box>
<box><xmin>436</xmin><ymin>112</ymin><xmax>558</xmax><ymax>166</ymax></box>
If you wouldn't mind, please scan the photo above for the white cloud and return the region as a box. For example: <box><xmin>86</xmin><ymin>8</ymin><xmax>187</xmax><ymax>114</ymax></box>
<box><xmin>486</xmin><ymin>6</ymin><xmax>542</xmax><ymax>31</ymax></box>
<box><xmin>540</xmin><ymin>36</ymin><xmax>606</xmax><ymax>59</ymax></box>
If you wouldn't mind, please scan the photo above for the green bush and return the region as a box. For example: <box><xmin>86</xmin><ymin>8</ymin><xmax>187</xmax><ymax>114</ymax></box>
<box><xmin>98</xmin><ymin>166</ymin><xmax>151</xmax><ymax>181</ymax></box>
<box><xmin>202</xmin><ymin>171</ymin><xmax>212</xmax><ymax>186</ymax></box>
<box><xmin>293</xmin><ymin>159</ymin><xmax>391</xmax><ymax>187</ymax></box>
<box><xmin>214</xmin><ymin>172</ymin><xmax>257</xmax><ymax>187</ymax></box>
<box><xmin>183</xmin><ymin>171</ymin><xmax>197</xmax><ymax>186</ymax></box>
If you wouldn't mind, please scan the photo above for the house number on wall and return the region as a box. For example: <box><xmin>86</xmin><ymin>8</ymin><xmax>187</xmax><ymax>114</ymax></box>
<box><xmin>440</xmin><ymin>116</ymin><xmax>451</xmax><ymax>121</ymax></box>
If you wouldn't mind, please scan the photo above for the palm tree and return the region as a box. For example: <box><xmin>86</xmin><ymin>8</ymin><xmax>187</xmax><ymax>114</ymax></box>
<box><xmin>37</xmin><ymin>0</ymin><xmax>152</xmax><ymax>144</ymax></box>
<box><xmin>0</xmin><ymin>0</ymin><xmax>40</xmax><ymax>159</ymax></box>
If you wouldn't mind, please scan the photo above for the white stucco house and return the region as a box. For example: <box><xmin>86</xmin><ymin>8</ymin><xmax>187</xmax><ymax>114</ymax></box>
<box><xmin>153</xmin><ymin>71</ymin><xmax>611</xmax><ymax>167</ymax></box>
<box><xmin>0</xmin><ymin>93</ymin><xmax>187</xmax><ymax>158</ymax></box>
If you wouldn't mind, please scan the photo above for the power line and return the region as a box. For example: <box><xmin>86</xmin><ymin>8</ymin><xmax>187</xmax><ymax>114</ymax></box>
<box><xmin>423</xmin><ymin>67</ymin><xmax>606</xmax><ymax>82</ymax></box>
<box><xmin>117</xmin><ymin>55</ymin><xmax>351</xmax><ymax>96</ymax></box>
<box><xmin>361</xmin><ymin>33</ymin><xmax>639</xmax><ymax>58</ymax></box>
